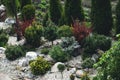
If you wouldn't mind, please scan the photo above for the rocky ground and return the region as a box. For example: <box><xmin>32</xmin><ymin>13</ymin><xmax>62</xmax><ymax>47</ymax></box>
<box><xmin>0</xmin><ymin>37</ymin><xmax>96</xmax><ymax>80</ymax></box>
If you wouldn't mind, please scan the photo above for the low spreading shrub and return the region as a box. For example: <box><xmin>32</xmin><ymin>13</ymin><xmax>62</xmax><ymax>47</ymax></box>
<box><xmin>49</xmin><ymin>45</ymin><xmax>70</xmax><ymax>62</ymax></box>
<box><xmin>60</xmin><ymin>37</ymin><xmax>80</xmax><ymax>56</ymax></box>
<box><xmin>5</xmin><ymin>45</ymin><xmax>25</xmax><ymax>60</ymax></box>
<box><xmin>25</xmin><ymin>24</ymin><xmax>44</xmax><ymax>47</ymax></box>
<box><xmin>81</xmin><ymin>58</ymin><xmax>94</xmax><ymax>68</ymax></box>
<box><xmin>30</xmin><ymin>57</ymin><xmax>51</xmax><ymax>75</ymax></box>
<box><xmin>57</xmin><ymin>25</ymin><xmax>73</xmax><ymax>38</ymax></box>
<box><xmin>41</xmin><ymin>48</ymin><xmax>50</xmax><ymax>55</ymax></box>
<box><xmin>82</xmin><ymin>34</ymin><xmax>111</xmax><ymax>55</ymax></box>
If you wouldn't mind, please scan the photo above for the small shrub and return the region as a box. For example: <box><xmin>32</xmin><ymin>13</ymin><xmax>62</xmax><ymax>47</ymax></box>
<box><xmin>57</xmin><ymin>64</ymin><xmax>65</xmax><ymax>79</ymax></box>
<box><xmin>49</xmin><ymin>45</ymin><xmax>70</xmax><ymax>62</ymax></box>
<box><xmin>0</xmin><ymin>33</ymin><xmax>8</xmax><ymax>47</ymax></box>
<box><xmin>60</xmin><ymin>37</ymin><xmax>80</xmax><ymax>56</ymax></box>
<box><xmin>81</xmin><ymin>74</ymin><xmax>90</xmax><ymax>80</ymax></box>
<box><xmin>81</xmin><ymin>58</ymin><xmax>94</xmax><ymax>68</ymax></box>
<box><xmin>5</xmin><ymin>45</ymin><xmax>25</xmax><ymax>60</ymax></box>
<box><xmin>22</xmin><ymin>4</ymin><xmax>35</xmax><ymax>20</ymax></box>
<box><xmin>44</xmin><ymin>23</ymin><xmax>58</xmax><ymax>45</ymax></box>
<box><xmin>25</xmin><ymin>24</ymin><xmax>44</xmax><ymax>47</ymax></box>
<box><xmin>70</xmin><ymin>74</ymin><xmax>75</xmax><ymax>80</ymax></box>
<box><xmin>82</xmin><ymin>34</ymin><xmax>111</xmax><ymax>55</ymax></box>
<box><xmin>30</xmin><ymin>57</ymin><xmax>51</xmax><ymax>75</ymax></box>
<box><xmin>57</xmin><ymin>64</ymin><xmax>65</xmax><ymax>72</ymax></box>
<box><xmin>72</xmin><ymin>20</ymin><xmax>91</xmax><ymax>44</ymax></box>
<box><xmin>41</xmin><ymin>48</ymin><xmax>50</xmax><ymax>55</ymax></box>
<box><xmin>57</xmin><ymin>25</ymin><xmax>73</xmax><ymax>38</ymax></box>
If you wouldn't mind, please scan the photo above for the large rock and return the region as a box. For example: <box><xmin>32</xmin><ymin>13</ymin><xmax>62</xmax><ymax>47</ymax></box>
<box><xmin>51</xmin><ymin>62</ymin><xmax>65</xmax><ymax>72</ymax></box>
<box><xmin>0</xmin><ymin>47</ymin><xmax>6</xmax><ymax>54</ymax></box>
<box><xmin>0</xmin><ymin>73</ymin><xmax>12</xmax><ymax>80</ymax></box>
<box><xmin>18</xmin><ymin>58</ymin><xmax>29</xmax><ymax>67</ymax></box>
<box><xmin>69</xmin><ymin>68</ymin><xmax>76</xmax><ymax>74</ymax></box>
<box><xmin>26</xmin><ymin>51</ymin><xmax>38</xmax><ymax>61</ymax></box>
<box><xmin>76</xmin><ymin>70</ymin><xmax>85</xmax><ymax>78</ymax></box>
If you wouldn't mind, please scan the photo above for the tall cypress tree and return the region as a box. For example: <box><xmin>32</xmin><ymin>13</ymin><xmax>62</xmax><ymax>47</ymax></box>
<box><xmin>49</xmin><ymin>0</ymin><xmax>62</xmax><ymax>25</ymax></box>
<box><xmin>91</xmin><ymin>0</ymin><xmax>113</xmax><ymax>35</ymax></box>
<box><xmin>65</xmin><ymin>0</ymin><xmax>84</xmax><ymax>25</ymax></box>
<box><xmin>116</xmin><ymin>0</ymin><xmax>120</xmax><ymax>34</ymax></box>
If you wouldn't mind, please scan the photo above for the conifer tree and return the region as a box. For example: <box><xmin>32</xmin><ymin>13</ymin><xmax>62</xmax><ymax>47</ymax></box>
<box><xmin>91</xmin><ymin>0</ymin><xmax>113</xmax><ymax>35</ymax></box>
<box><xmin>116</xmin><ymin>0</ymin><xmax>120</xmax><ymax>34</ymax></box>
<box><xmin>49</xmin><ymin>0</ymin><xmax>62</xmax><ymax>25</ymax></box>
<box><xmin>19</xmin><ymin>0</ymin><xmax>32</xmax><ymax>9</ymax></box>
<box><xmin>65</xmin><ymin>0</ymin><xmax>84</xmax><ymax>25</ymax></box>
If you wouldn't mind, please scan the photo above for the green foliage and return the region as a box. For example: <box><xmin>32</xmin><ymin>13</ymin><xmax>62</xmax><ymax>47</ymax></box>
<box><xmin>19</xmin><ymin>0</ymin><xmax>32</xmax><ymax>9</ymax></box>
<box><xmin>57</xmin><ymin>64</ymin><xmax>65</xmax><ymax>72</ymax></box>
<box><xmin>70</xmin><ymin>74</ymin><xmax>75</xmax><ymax>80</ymax></box>
<box><xmin>30</xmin><ymin>57</ymin><xmax>51</xmax><ymax>75</ymax></box>
<box><xmin>57</xmin><ymin>25</ymin><xmax>73</xmax><ymax>38</ymax></box>
<box><xmin>91</xmin><ymin>0</ymin><xmax>113</xmax><ymax>35</ymax></box>
<box><xmin>81</xmin><ymin>58</ymin><xmax>94</xmax><ymax>68</ymax></box>
<box><xmin>82</xmin><ymin>34</ymin><xmax>111</xmax><ymax>55</ymax></box>
<box><xmin>94</xmin><ymin>41</ymin><xmax>120</xmax><ymax>80</ymax></box>
<box><xmin>0</xmin><ymin>33</ymin><xmax>8</xmax><ymax>47</ymax></box>
<box><xmin>81</xmin><ymin>74</ymin><xmax>90</xmax><ymax>80</ymax></box>
<box><xmin>41</xmin><ymin>48</ymin><xmax>50</xmax><ymax>55</ymax></box>
<box><xmin>60</xmin><ymin>37</ymin><xmax>80</xmax><ymax>56</ymax></box>
<box><xmin>65</xmin><ymin>0</ymin><xmax>84</xmax><ymax>25</ymax></box>
<box><xmin>5</xmin><ymin>45</ymin><xmax>25</xmax><ymax>61</ymax></box>
<box><xmin>49</xmin><ymin>0</ymin><xmax>62</xmax><ymax>25</ymax></box>
<box><xmin>44</xmin><ymin>23</ymin><xmax>58</xmax><ymax>44</ymax></box>
<box><xmin>5</xmin><ymin>0</ymin><xmax>20</xmax><ymax>20</ymax></box>
<box><xmin>22</xmin><ymin>4</ymin><xmax>35</xmax><ymax>20</ymax></box>
<box><xmin>116</xmin><ymin>0</ymin><xmax>120</xmax><ymax>34</ymax></box>
<box><xmin>43</xmin><ymin>12</ymin><xmax>49</xmax><ymax>27</ymax></box>
<box><xmin>25</xmin><ymin>24</ymin><xmax>44</xmax><ymax>47</ymax></box>
<box><xmin>49</xmin><ymin>45</ymin><xmax>70</xmax><ymax>62</ymax></box>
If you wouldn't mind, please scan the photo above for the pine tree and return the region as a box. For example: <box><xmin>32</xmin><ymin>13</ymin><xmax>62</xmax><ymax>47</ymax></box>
<box><xmin>49</xmin><ymin>0</ymin><xmax>62</xmax><ymax>25</ymax></box>
<box><xmin>91</xmin><ymin>0</ymin><xmax>113</xmax><ymax>35</ymax></box>
<box><xmin>116</xmin><ymin>0</ymin><xmax>120</xmax><ymax>34</ymax></box>
<box><xmin>65</xmin><ymin>0</ymin><xmax>84</xmax><ymax>25</ymax></box>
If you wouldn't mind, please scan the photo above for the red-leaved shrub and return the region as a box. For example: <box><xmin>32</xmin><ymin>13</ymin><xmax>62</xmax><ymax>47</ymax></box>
<box><xmin>72</xmin><ymin>20</ymin><xmax>91</xmax><ymax>44</ymax></box>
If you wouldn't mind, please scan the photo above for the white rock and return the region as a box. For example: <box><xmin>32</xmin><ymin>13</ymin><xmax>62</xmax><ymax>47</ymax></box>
<box><xmin>51</xmin><ymin>62</ymin><xmax>65</xmax><ymax>72</ymax></box>
<box><xmin>45</xmin><ymin>55</ymin><xmax>54</xmax><ymax>62</ymax></box>
<box><xmin>69</xmin><ymin>68</ymin><xmax>76</xmax><ymax>74</ymax></box>
<box><xmin>76</xmin><ymin>70</ymin><xmax>85</xmax><ymax>78</ymax></box>
<box><xmin>26</xmin><ymin>51</ymin><xmax>37</xmax><ymax>61</ymax></box>
<box><xmin>0</xmin><ymin>47</ymin><xmax>6</xmax><ymax>54</ymax></box>
<box><xmin>18</xmin><ymin>58</ymin><xmax>29</xmax><ymax>67</ymax></box>
<box><xmin>0</xmin><ymin>73</ymin><xmax>12</xmax><ymax>80</ymax></box>
<box><xmin>91</xmin><ymin>54</ymin><xmax>99</xmax><ymax>62</ymax></box>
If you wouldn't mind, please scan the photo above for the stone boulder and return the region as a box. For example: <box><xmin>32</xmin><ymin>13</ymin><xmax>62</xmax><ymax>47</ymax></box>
<box><xmin>26</xmin><ymin>51</ymin><xmax>38</xmax><ymax>61</ymax></box>
<box><xmin>76</xmin><ymin>70</ymin><xmax>85</xmax><ymax>78</ymax></box>
<box><xmin>18</xmin><ymin>58</ymin><xmax>29</xmax><ymax>67</ymax></box>
<box><xmin>0</xmin><ymin>47</ymin><xmax>6</xmax><ymax>54</ymax></box>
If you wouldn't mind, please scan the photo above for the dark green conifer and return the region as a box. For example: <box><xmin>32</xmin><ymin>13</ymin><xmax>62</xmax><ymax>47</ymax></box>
<box><xmin>65</xmin><ymin>0</ymin><xmax>84</xmax><ymax>25</ymax></box>
<box><xmin>49</xmin><ymin>0</ymin><xmax>62</xmax><ymax>25</ymax></box>
<box><xmin>116</xmin><ymin>0</ymin><xmax>120</xmax><ymax>34</ymax></box>
<box><xmin>91</xmin><ymin>0</ymin><xmax>113</xmax><ymax>35</ymax></box>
